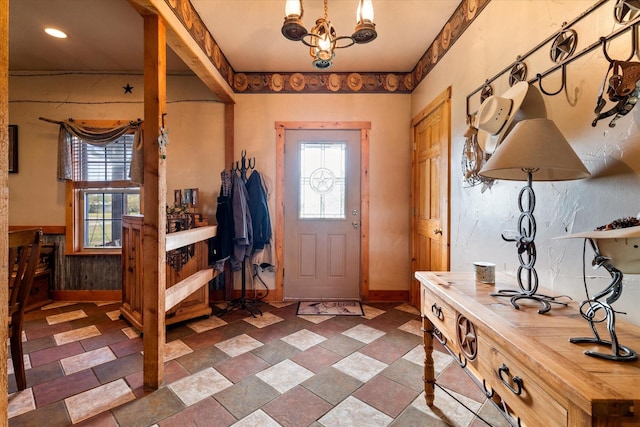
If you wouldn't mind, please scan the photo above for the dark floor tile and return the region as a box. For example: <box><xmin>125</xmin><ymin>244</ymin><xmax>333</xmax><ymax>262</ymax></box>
<box><xmin>353</xmin><ymin>375</ymin><xmax>420</xmax><ymax>418</ymax></box>
<box><xmin>175</xmin><ymin>345</ymin><xmax>230</xmax><ymax>374</ymax></box>
<box><xmin>246</xmin><ymin>321</ymin><xmax>296</xmax><ymax>344</ymax></box>
<box><xmin>93</xmin><ymin>352</ymin><xmax>143</xmax><ymax>384</ymax></box>
<box><xmin>21</xmin><ymin>335</ymin><xmax>57</xmax><ymax>355</ymax></box>
<box><xmin>290</xmin><ymin>345</ymin><xmax>342</xmax><ymax>373</ymax></box>
<box><xmin>29</xmin><ymin>341</ymin><xmax>84</xmax><ymax>368</ymax></box>
<box><xmin>24</xmin><ymin>322</ymin><xmax>72</xmax><ymax>341</ymax></box>
<box><xmin>157</xmin><ymin>396</ymin><xmax>237</xmax><ymax>426</ymax></box>
<box><xmin>23</xmin><ymin>361</ymin><xmax>65</xmax><ymax>392</ymax></box>
<box><xmin>390</xmin><ymin>404</ymin><xmax>448</xmax><ymax>427</ymax></box>
<box><xmin>359</xmin><ymin>338</ymin><xmax>411</xmax><ymax>364</ymax></box>
<box><xmin>80</xmin><ymin>329</ymin><xmax>129</xmax><ymax>352</ymax></box>
<box><xmin>364</xmin><ymin>316</ymin><xmax>405</xmax><ymax>333</ymax></box>
<box><xmin>379</xmin><ymin>328</ymin><xmax>422</xmax><ymax>350</ymax></box>
<box><xmin>319</xmin><ymin>334</ymin><xmax>365</xmax><ymax>357</ymax></box>
<box><xmin>9</xmin><ymin>400</ymin><xmax>71</xmax><ymax>427</ymax></box>
<box><xmin>436</xmin><ymin>362</ymin><xmax>486</xmax><ymax>403</ymax></box>
<box><xmin>214</xmin><ymin>375</ymin><xmax>279</xmax><ymax>419</ymax></box>
<box><xmin>263</xmin><ymin>385</ymin><xmax>332</xmax><ymax>427</ymax></box>
<box><xmin>126</xmin><ymin>360</ymin><xmax>190</xmax><ymax>398</ymax></box>
<box><xmin>215</xmin><ymin>351</ymin><xmax>271</xmax><ymax>383</ymax></box>
<box><xmin>112</xmin><ymin>387</ymin><xmax>185</xmax><ymax>427</ymax></box>
<box><xmin>251</xmin><ymin>339</ymin><xmax>299</xmax><ymax>365</ymax></box>
<box><xmin>95</xmin><ymin>318</ymin><xmax>130</xmax><ymax>334</ymax></box>
<box><xmin>308</xmin><ymin>318</ymin><xmax>352</xmax><ymax>338</ymax></box>
<box><xmin>109</xmin><ymin>336</ymin><xmax>143</xmax><ymax>358</ymax></box>
<box><xmin>32</xmin><ymin>368</ymin><xmax>101</xmax><ymax>407</ymax></box>
<box><xmin>74</xmin><ymin>409</ymin><xmax>120</xmax><ymax>426</ymax></box>
<box><xmin>180</xmin><ymin>327</ymin><xmax>227</xmax><ymax>350</ymax></box>
<box><xmin>166</xmin><ymin>323</ymin><xmax>197</xmax><ymax>343</ymax></box>
<box><xmin>301</xmin><ymin>367</ymin><xmax>363</xmax><ymax>406</ymax></box>
<box><xmin>381</xmin><ymin>358</ymin><xmax>425</xmax><ymax>393</ymax></box>
<box><xmin>378</xmin><ymin>308</ymin><xmax>420</xmax><ymax>323</ymax></box>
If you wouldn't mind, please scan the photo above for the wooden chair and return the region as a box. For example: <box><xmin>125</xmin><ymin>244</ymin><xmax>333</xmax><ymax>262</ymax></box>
<box><xmin>8</xmin><ymin>228</ymin><xmax>43</xmax><ymax>390</ymax></box>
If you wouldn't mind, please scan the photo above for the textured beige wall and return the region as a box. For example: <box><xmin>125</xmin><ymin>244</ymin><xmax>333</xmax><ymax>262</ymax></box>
<box><xmin>412</xmin><ymin>0</ymin><xmax>640</xmax><ymax>325</ymax></box>
<box><xmin>8</xmin><ymin>73</ymin><xmax>225</xmax><ymax>224</ymax></box>
<box><xmin>233</xmin><ymin>93</ymin><xmax>412</xmax><ymax>292</ymax></box>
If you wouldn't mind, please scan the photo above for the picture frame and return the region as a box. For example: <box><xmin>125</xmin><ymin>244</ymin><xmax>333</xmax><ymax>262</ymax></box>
<box><xmin>174</xmin><ymin>189</ymin><xmax>182</xmax><ymax>206</ymax></box>
<box><xmin>8</xmin><ymin>125</ymin><xmax>17</xmax><ymax>173</ymax></box>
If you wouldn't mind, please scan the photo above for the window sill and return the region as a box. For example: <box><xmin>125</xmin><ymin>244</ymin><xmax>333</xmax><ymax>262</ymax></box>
<box><xmin>66</xmin><ymin>249</ymin><xmax>122</xmax><ymax>256</ymax></box>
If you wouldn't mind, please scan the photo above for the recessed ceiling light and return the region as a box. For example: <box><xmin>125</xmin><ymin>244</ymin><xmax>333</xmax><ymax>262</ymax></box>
<box><xmin>44</xmin><ymin>28</ymin><xmax>67</xmax><ymax>39</ymax></box>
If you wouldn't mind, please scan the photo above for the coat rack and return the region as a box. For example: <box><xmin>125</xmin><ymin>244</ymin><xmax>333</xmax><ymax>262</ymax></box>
<box><xmin>222</xmin><ymin>150</ymin><xmax>262</xmax><ymax>317</ymax></box>
<box><xmin>465</xmin><ymin>0</ymin><xmax>640</xmax><ymax>118</ymax></box>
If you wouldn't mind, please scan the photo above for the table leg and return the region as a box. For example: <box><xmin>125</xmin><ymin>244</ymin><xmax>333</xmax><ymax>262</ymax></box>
<box><xmin>422</xmin><ymin>314</ymin><xmax>435</xmax><ymax>406</ymax></box>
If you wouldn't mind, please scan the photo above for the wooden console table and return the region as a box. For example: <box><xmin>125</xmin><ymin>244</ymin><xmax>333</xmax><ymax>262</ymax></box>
<box><xmin>416</xmin><ymin>271</ymin><xmax>640</xmax><ymax>426</ymax></box>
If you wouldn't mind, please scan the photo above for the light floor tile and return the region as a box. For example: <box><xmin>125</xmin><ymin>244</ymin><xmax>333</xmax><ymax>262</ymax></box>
<box><xmin>216</xmin><ymin>334</ymin><xmax>264</xmax><ymax>357</ymax></box>
<box><xmin>267</xmin><ymin>301</ymin><xmax>297</xmax><ymax>309</ymax></box>
<box><xmin>95</xmin><ymin>302</ymin><xmax>117</xmax><ymax>307</ymax></box>
<box><xmin>333</xmin><ymin>352</ymin><xmax>388</xmax><ymax>383</ymax></box>
<box><xmin>41</xmin><ymin>302</ymin><xmax>77</xmax><ymax>310</ymax></box>
<box><xmin>243</xmin><ymin>311</ymin><xmax>283</xmax><ymax>328</ymax></box>
<box><xmin>8</xmin><ymin>354</ymin><xmax>31</xmax><ymax>375</ymax></box>
<box><xmin>164</xmin><ymin>339</ymin><xmax>193</xmax><ymax>361</ymax></box>
<box><xmin>232</xmin><ymin>409</ymin><xmax>281</xmax><ymax>427</ymax></box>
<box><xmin>64</xmin><ymin>379</ymin><xmax>135</xmax><ymax>424</ymax></box>
<box><xmin>255</xmin><ymin>359</ymin><xmax>314</xmax><ymax>393</ymax></box>
<box><xmin>106</xmin><ymin>310</ymin><xmax>121</xmax><ymax>321</ymax></box>
<box><xmin>46</xmin><ymin>309</ymin><xmax>88</xmax><ymax>325</ymax></box>
<box><xmin>318</xmin><ymin>396</ymin><xmax>392</xmax><ymax>427</ymax></box>
<box><xmin>61</xmin><ymin>346</ymin><xmax>117</xmax><ymax>375</ymax></box>
<box><xmin>122</xmin><ymin>327</ymin><xmax>140</xmax><ymax>339</ymax></box>
<box><xmin>281</xmin><ymin>329</ymin><xmax>327</xmax><ymax>351</ymax></box>
<box><xmin>398</xmin><ymin>319</ymin><xmax>423</xmax><ymax>336</ymax></box>
<box><xmin>8</xmin><ymin>388</ymin><xmax>35</xmax><ymax>419</ymax></box>
<box><xmin>412</xmin><ymin>388</ymin><xmax>479</xmax><ymax>427</ymax></box>
<box><xmin>342</xmin><ymin>324</ymin><xmax>385</xmax><ymax>344</ymax></box>
<box><xmin>296</xmin><ymin>314</ymin><xmax>331</xmax><ymax>324</ymax></box>
<box><xmin>402</xmin><ymin>345</ymin><xmax>453</xmax><ymax>375</ymax></box>
<box><xmin>168</xmin><ymin>367</ymin><xmax>233</xmax><ymax>406</ymax></box>
<box><xmin>54</xmin><ymin>325</ymin><xmax>101</xmax><ymax>346</ymax></box>
<box><xmin>187</xmin><ymin>315</ymin><xmax>228</xmax><ymax>333</ymax></box>
<box><xmin>395</xmin><ymin>303</ymin><xmax>421</xmax><ymax>315</ymax></box>
<box><xmin>361</xmin><ymin>305</ymin><xmax>385</xmax><ymax>319</ymax></box>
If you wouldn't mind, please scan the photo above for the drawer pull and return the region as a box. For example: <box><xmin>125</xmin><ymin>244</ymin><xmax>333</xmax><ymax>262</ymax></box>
<box><xmin>431</xmin><ymin>303</ymin><xmax>444</xmax><ymax>320</ymax></box>
<box><xmin>433</xmin><ymin>328</ymin><xmax>447</xmax><ymax>345</ymax></box>
<box><xmin>482</xmin><ymin>379</ymin><xmax>495</xmax><ymax>398</ymax></box>
<box><xmin>498</xmin><ymin>363</ymin><xmax>524</xmax><ymax>396</ymax></box>
<box><xmin>456</xmin><ymin>352</ymin><xmax>467</xmax><ymax>368</ymax></box>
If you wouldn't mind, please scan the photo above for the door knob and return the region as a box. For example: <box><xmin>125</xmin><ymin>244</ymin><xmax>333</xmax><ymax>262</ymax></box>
<box><xmin>352</xmin><ymin>222</ymin><xmax>360</xmax><ymax>229</ymax></box>
<box><xmin>433</xmin><ymin>228</ymin><xmax>443</xmax><ymax>235</ymax></box>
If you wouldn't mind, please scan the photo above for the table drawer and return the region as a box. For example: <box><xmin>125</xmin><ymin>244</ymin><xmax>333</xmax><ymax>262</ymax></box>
<box><xmin>421</xmin><ymin>286</ymin><xmax>459</xmax><ymax>349</ymax></box>
<box><xmin>477</xmin><ymin>335</ymin><xmax>567</xmax><ymax>427</ymax></box>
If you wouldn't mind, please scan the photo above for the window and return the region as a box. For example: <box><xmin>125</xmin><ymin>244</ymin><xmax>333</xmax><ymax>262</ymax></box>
<box><xmin>67</xmin><ymin>130</ymin><xmax>141</xmax><ymax>253</ymax></box>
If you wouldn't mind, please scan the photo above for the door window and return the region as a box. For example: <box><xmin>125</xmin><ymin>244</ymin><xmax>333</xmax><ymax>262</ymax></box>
<box><xmin>299</xmin><ymin>142</ymin><xmax>346</xmax><ymax>219</ymax></box>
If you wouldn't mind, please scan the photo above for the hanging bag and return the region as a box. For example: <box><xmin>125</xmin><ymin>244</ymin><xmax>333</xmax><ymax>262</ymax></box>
<box><xmin>593</xmin><ymin>60</ymin><xmax>640</xmax><ymax>128</ymax></box>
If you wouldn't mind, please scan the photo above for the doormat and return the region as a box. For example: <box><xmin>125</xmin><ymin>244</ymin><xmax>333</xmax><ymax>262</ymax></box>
<box><xmin>296</xmin><ymin>301</ymin><xmax>364</xmax><ymax>316</ymax></box>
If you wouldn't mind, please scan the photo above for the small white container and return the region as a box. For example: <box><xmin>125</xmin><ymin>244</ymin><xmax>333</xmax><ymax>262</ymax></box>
<box><xmin>473</xmin><ymin>262</ymin><xmax>495</xmax><ymax>284</ymax></box>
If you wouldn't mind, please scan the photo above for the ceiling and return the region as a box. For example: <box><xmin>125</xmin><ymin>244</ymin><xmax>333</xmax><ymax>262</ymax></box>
<box><xmin>9</xmin><ymin>0</ymin><xmax>461</xmax><ymax>75</ymax></box>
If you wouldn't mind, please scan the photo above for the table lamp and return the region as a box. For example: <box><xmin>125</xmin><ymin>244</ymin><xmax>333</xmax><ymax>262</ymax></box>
<box><xmin>479</xmin><ymin>118</ymin><xmax>590</xmax><ymax>313</ymax></box>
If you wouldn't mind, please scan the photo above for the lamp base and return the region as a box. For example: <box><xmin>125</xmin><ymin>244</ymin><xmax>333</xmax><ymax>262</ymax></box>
<box><xmin>491</xmin><ymin>289</ymin><xmax>569</xmax><ymax>314</ymax></box>
<box><xmin>570</xmin><ymin>337</ymin><xmax>638</xmax><ymax>362</ymax></box>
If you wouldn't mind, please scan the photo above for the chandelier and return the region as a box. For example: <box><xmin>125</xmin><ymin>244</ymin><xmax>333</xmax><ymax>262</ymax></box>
<box><xmin>281</xmin><ymin>0</ymin><xmax>377</xmax><ymax>69</ymax></box>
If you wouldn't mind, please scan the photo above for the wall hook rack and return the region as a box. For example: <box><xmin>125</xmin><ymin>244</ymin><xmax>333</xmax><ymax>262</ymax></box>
<box><xmin>536</xmin><ymin>64</ymin><xmax>567</xmax><ymax>97</ymax></box>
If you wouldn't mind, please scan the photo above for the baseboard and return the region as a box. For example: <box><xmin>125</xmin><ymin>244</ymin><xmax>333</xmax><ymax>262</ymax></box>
<box><xmin>365</xmin><ymin>290</ymin><xmax>410</xmax><ymax>302</ymax></box>
<box><xmin>51</xmin><ymin>290</ymin><xmax>121</xmax><ymax>302</ymax></box>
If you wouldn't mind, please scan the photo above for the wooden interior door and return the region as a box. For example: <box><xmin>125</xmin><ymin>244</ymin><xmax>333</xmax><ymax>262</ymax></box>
<box><xmin>411</xmin><ymin>88</ymin><xmax>451</xmax><ymax>306</ymax></box>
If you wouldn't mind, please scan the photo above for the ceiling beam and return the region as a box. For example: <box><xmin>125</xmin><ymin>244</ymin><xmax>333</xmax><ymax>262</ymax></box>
<box><xmin>128</xmin><ymin>0</ymin><xmax>235</xmax><ymax>104</ymax></box>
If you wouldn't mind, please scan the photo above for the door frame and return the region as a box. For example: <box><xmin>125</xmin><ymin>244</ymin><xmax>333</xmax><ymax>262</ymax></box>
<box><xmin>410</xmin><ymin>88</ymin><xmax>451</xmax><ymax>306</ymax></box>
<box><xmin>274</xmin><ymin>121</ymin><xmax>371</xmax><ymax>301</ymax></box>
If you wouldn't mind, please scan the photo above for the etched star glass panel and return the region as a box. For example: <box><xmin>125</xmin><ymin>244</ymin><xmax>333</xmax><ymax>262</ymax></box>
<box><xmin>299</xmin><ymin>142</ymin><xmax>346</xmax><ymax>219</ymax></box>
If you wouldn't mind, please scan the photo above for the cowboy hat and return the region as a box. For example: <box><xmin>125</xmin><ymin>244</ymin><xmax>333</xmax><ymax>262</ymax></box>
<box><xmin>476</xmin><ymin>81</ymin><xmax>529</xmax><ymax>154</ymax></box>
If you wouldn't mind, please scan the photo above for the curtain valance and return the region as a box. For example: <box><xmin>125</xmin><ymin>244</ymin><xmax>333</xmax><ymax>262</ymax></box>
<box><xmin>42</xmin><ymin>118</ymin><xmax>144</xmax><ymax>184</ymax></box>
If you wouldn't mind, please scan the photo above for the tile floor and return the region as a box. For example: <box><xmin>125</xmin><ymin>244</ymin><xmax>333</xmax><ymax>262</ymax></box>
<box><xmin>8</xmin><ymin>300</ymin><xmax>510</xmax><ymax>426</ymax></box>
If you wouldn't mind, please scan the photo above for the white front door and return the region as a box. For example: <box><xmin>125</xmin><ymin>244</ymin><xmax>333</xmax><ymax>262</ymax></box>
<box><xmin>283</xmin><ymin>129</ymin><xmax>361</xmax><ymax>300</ymax></box>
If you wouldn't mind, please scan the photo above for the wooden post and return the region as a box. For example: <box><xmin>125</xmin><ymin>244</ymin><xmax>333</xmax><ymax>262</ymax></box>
<box><xmin>142</xmin><ymin>13</ymin><xmax>167</xmax><ymax>390</ymax></box>
<box><xmin>1</xmin><ymin>0</ymin><xmax>9</xmax><ymax>422</ymax></box>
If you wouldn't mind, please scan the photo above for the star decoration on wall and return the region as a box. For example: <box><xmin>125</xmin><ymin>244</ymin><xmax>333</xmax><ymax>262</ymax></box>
<box><xmin>480</xmin><ymin>84</ymin><xmax>493</xmax><ymax>103</ymax></box>
<box><xmin>550</xmin><ymin>29</ymin><xmax>577</xmax><ymax>63</ymax></box>
<box><xmin>614</xmin><ymin>0</ymin><xmax>640</xmax><ymax>24</ymax></box>
<box><xmin>123</xmin><ymin>83</ymin><xmax>134</xmax><ymax>94</ymax></box>
<box><xmin>509</xmin><ymin>61</ymin><xmax>528</xmax><ymax>86</ymax></box>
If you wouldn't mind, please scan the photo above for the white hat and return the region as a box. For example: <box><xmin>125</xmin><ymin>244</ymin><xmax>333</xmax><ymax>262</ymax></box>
<box><xmin>476</xmin><ymin>81</ymin><xmax>529</xmax><ymax>154</ymax></box>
